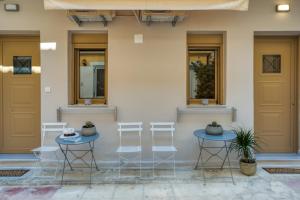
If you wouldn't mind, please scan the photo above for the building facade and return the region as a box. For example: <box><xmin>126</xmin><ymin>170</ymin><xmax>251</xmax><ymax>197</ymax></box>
<box><xmin>0</xmin><ymin>0</ymin><xmax>300</xmax><ymax>164</ymax></box>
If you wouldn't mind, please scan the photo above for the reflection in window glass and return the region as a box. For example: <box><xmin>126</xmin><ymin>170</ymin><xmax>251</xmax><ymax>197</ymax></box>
<box><xmin>189</xmin><ymin>49</ymin><xmax>216</xmax><ymax>99</ymax></box>
<box><xmin>79</xmin><ymin>50</ymin><xmax>105</xmax><ymax>99</ymax></box>
<box><xmin>13</xmin><ymin>56</ymin><xmax>32</xmax><ymax>75</ymax></box>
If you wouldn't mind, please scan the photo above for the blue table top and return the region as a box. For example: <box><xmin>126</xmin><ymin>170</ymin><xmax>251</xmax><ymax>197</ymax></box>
<box><xmin>193</xmin><ymin>129</ymin><xmax>236</xmax><ymax>141</ymax></box>
<box><xmin>55</xmin><ymin>132</ymin><xmax>100</xmax><ymax>145</ymax></box>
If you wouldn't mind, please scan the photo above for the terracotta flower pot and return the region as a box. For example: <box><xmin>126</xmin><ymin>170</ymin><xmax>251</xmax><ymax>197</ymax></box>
<box><xmin>240</xmin><ymin>160</ymin><xmax>257</xmax><ymax>176</ymax></box>
<box><xmin>81</xmin><ymin>126</ymin><xmax>97</xmax><ymax>136</ymax></box>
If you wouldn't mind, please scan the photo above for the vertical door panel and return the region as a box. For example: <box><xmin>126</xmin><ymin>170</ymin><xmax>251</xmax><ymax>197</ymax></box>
<box><xmin>2</xmin><ymin>38</ymin><xmax>40</xmax><ymax>153</ymax></box>
<box><xmin>254</xmin><ymin>37</ymin><xmax>296</xmax><ymax>153</ymax></box>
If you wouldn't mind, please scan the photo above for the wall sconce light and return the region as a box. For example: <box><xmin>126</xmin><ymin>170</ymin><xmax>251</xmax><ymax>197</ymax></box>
<box><xmin>276</xmin><ymin>4</ymin><xmax>290</xmax><ymax>12</ymax></box>
<box><xmin>40</xmin><ymin>42</ymin><xmax>57</xmax><ymax>51</ymax></box>
<box><xmin>4</xmin><ymin>3</ymin><xmax>20</xmax><ymax>12</ymax></box>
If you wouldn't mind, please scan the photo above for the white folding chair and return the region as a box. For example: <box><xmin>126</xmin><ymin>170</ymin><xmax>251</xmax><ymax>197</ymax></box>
<box><xmin>116</xmin><ymin>122</ymin><xmax>142</xmax><ymax>178</ymax></box>
<box><xmin>31</xmin><ymin>122</ymin><xmax>67</xmax><ymax>178</ymax></box>
<box><xmin>150</xmin><ymin>122</ymin><xmax>177</xmax><ymax>177</ymax></box>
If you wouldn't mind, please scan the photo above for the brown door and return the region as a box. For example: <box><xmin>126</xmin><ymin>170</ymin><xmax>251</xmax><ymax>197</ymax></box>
<box><xmin>1</xmin><ymin>37</ymin><xmax>41</xmax><ymax>153</ymax></box>
<box><xmin>254</xmin><ymin>37</ymin><xmax>297</xmax><ymax>153</ymax></box>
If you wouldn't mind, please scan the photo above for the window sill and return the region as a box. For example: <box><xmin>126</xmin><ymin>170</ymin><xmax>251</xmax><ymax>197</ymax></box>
<box><xmin>67</xmin><ymin>104</ymin><xmax>108</xmax><ymax>108</ymax></box>
<box><xmin>57</xmin><ymin>105</ymin><xmax>117</xmax><ymax>121</ymax></box>
<box><xmin>176</xmin><ymin>105</ymin><xmax>237</xmax><ymax>122</ymax></box>
<box><xmin>187</xmin><ymin>104</ymin><xmax>227</xmax><ymax>109</ymax></box>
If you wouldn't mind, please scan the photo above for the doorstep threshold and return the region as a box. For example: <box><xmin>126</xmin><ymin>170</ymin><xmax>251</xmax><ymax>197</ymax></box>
<box><xmin>256</xmin><ymin>153</ymin><xmax>300</xmax><ymax>161</ymax></box>
<box><xmin>0</xmin><ymin>154</ymin><xmax>37</xmax><ymax>161</ymax></box>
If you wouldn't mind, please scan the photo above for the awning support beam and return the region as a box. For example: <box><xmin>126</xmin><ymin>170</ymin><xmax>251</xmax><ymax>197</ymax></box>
<box><xmin>172</xmin><ymin>16</ymin><xmax>179</xmax><ymax>27</ymax></box>
<box><xmin>69</xmin><ymin>15</ymin><xmax>82</xmax><ymax>26</ymax></box>
<box><xmin>146</xmin><ymin>15</ymin><xmax>152</xmax><ymax>26</ymax></box>
<box><xmin>100</xmin><ymin>15</ymin><xmax>108</xmax><ymax>27</ymax></box>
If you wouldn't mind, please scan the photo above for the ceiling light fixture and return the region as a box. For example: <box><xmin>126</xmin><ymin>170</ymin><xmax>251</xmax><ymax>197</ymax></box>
<box><xmin>4</xmin><ymin>3</ymin><xmax>19</xmax><ymax>12</ymax></box>
<box><xmin>276</xmin><ymin>4</ymin><xmax>290</xmax><ymax>12</ymax></box>
<box><xmin>40</xmin><ymin>42</ymin><xmax>57</xmax><ymax>51</ymax></box>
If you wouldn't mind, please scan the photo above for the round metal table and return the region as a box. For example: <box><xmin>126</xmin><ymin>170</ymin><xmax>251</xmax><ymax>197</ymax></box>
<box><xmin>193</xmin><ymin>129</ymin><xmax>236</xmax><ymax>184</ymax></box>
<box><xmin>56</xmin><ymin>132</ymin><xmax>100</xmax><ymax>185</ymax></box>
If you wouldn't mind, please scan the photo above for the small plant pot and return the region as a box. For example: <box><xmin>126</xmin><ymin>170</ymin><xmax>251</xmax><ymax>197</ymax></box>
<box><xmin>240</xmin><ymin>161</ymin><xmax>257</xmax><ymax>176</ymax></box>
<box><xmin>81</xmin><ymin>126</ymin><xmax>97</xmax><ymax>136</ymax></box>
<box><xmin>205</xmin><ymin>125</ymin><xmax>223</xmax><ymax>136</ymax></box>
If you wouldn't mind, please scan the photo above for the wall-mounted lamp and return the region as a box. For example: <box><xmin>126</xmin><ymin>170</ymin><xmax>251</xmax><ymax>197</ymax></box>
<box><xmin>4</xmin><ymin>3</ymin><xmax>19</xmax><ymax>12</ymax></box>
<box><xmin>276</xmin><ymin>4</ymin><xmax>290</xmax><ymax>12</ymax></box>
<box><xmin>40</xmin><ymin>42</ymin><xmax>57</xmax><ymax>51</ymax></box>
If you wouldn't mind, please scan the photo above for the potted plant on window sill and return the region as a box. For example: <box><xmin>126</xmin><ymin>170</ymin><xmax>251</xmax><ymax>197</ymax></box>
<box><xmin>230</xmin><ymin>128</ymin><xmax>258</xmax><ymax>176</ymax></box>
<box><xmin>81</xmin><ymin>121</ymin><xmax>97</xmax><ymax>136</ymax></box>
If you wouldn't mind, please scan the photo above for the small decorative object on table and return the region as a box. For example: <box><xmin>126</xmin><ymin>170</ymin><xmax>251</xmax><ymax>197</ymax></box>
<box><xmin>230</xmin><ymin>128</ymin><xmax>258</xmax><ymax>176</ymax></box>
<box><xmin>81</xmin><ymin>121</ymin><xmax>97</xmax><ymax>136</ymax></box>
<box><xmin>63</xmin><ymin>128</ymin><xmax>76</xmax><ymax>137</ymax></box>
<box><xmin>205</xmin><ymin>121</ymin><xmax>223</xmax><ymax>136</ymax></box>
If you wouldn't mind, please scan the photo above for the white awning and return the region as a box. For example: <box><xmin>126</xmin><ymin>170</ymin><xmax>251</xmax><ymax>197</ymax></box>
<box><xmin>44</xmin><ymin>0</ymin><xmax>249</xmax><ymax>11</ymax></box>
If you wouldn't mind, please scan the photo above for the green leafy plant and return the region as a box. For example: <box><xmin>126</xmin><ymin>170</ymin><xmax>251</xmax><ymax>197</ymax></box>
<box><xmin>189</xmin><ymin>60</ymin><xmax>215</xmax><ymax>99</ymax></box>
<box><xmin>83</xmin><ymin>121</ymin><xmax>95</xmax><ymax>128</ymax></box>
<box><xmin>230</xmin><ymin>128</ymin><xmax>258</xmax><ymax>164</ymax></box>
<box><xmin>209</xmin><ymin>121</ymin><xmax>221</xmax><ymax>127</ymax></box>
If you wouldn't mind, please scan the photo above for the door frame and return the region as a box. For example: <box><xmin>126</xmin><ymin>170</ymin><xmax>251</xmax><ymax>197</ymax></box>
<box><xmin>254</xmin><ymin>36</ymin><xmax>298</xmax><ymax>153</ymax></box>
<box><xmin>0</xmin><ymin>39</ymin><xmax>3</xmax><ymax>152</ymax></box>
<box><xmin>0</xmin><ymin>35</ymin><xmax>41</xmax><ymax>153</ymax></box>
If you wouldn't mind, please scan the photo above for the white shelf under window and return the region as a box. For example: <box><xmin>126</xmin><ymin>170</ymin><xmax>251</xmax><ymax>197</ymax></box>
<box><xmin>176</xmin><ymin>105</ymin><xmax>237</xmax><ymax>122</ymax></box>
<box><xmin>57</xmin><ymin>105</ymin><xmax>118</xmax><ymax>121</ymax></box>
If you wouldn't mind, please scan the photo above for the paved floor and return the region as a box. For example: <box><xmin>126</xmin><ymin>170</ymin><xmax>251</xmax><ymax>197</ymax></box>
<box><xmin>0</xmin><ymin>165</ymin><xmax>300</xmax><ymax>200</ymax></box>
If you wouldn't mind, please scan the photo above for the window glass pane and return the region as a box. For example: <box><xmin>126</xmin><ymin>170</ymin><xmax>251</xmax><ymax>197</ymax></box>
<box><xmin>263</xmin><ymin>55</ymin><xmax>281</xmax><ymax>73</ymax></box>
<box><xmin>13</xmin><ymin>56</ymin><xmax>32</xmax><ymax>74</ymax></box>
<box><xmin>79</xmin><ymin>50</ymin><xmax>105</xmax><ymax>99</ymax></box>
<box><xmin>189</xmin><ymin>49</ymin><xmax>216</xmax><ymax>99</ymax></box>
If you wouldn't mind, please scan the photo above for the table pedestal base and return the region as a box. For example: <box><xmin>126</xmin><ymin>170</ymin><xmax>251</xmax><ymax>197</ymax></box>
<box><xmin>59</xmin><ymin>141</ymin><xmax>99</xmax><ymax>186</ymax></box>
<box><xmin>194</xmin><ymin>138</ymin><xmax>235</xmax><ymax>185</ymax></box>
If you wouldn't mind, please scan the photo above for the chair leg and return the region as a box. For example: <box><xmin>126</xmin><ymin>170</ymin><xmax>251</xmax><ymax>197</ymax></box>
<box><xmin>173</xmin><ymin>152</ymin><xmax>175</xmax><ymax>177</ymax></box>
<box><xmin>152</xmin><ymin>151</ymin><xmax>155</xmax><ymax>177</ymax></box>
<box><xmin>139</xmin><ymin>151</ymin><xmax>142</xmax><ymax>177</ymax></box>
<box><xmin>32</xmin><ymin>151</ymin><xmax>42</xmax><ymax>176</ymax></box>
<box><xmin>119</xmin><ymin>152</ymin><xmax>121</xmax><ymax>178</ymax></box>
<box><xmin>54</xmin><ymin>151</ymin><xmax>60</xmax><ymax>179</ymax></box>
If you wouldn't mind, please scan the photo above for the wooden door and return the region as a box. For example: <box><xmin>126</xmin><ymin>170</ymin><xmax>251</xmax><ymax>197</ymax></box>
<box><xmin>1</xmin><ymin>37</ymin><xmax>41</xmax><ymax>153</ymax></box>
<box><xmin>254</xmin><ymin>37</ymin><xmax>297</xmax><ymax>153</ymax></box>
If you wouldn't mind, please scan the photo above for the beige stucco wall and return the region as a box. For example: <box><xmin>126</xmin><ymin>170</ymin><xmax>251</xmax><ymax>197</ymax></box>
<box><xmin>1</xmin><ymin>0</ymin><xmax>300</xmax><ymax>164</ymax></box>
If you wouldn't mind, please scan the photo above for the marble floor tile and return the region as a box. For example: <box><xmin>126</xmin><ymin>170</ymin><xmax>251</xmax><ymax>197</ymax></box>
<box><xmin>50</xmin><ymin>186</ymin><xmax>87</xmax><ymax>200</ymax></box>
<box><xmin>143</xmin><ymin>183</ymin><xmax>174</xmax><ymax>199</ymax></box>
<box><xmin>81</xmin><ymin>184</ymin><xmax>116</xmax><ymax>200</ymax></box>
<box><xmin>113</xmin><ymin>184</ymin><xmax>143</xmax><ymax>199</ymax></box>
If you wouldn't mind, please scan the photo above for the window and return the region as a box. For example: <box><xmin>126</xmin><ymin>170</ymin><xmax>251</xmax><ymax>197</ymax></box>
<box><xmin>70</xmin><ymin>33</ymin><xmax>108</xmax><ymax>104</ymax></box>
<box><xmin>78</xmin><ymin>50</ymin><xmax>105</xmax><ymax>99</ymax></box>
<box><xmin>263</xmin><ymin>55</ymin><xmax>281</xmax><ymax>73</ymax></box>
<box><xmin>187</xmin><ymin>34</ymin><xmax>224</xmax><ymax>105</ymax></box>
<box><xmin>13</xmin><ymin>56</ymin><xmax>32</xmax><ymax>74</ymax></box>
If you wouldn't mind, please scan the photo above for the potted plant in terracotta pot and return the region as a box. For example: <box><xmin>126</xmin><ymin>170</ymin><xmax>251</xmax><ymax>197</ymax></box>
<box><xmin>205</xmin><ymin>121</ymin><xmax>223</xmax><ymax>136</ymax></box>
<box><xmin>81</xmin><ymin>121</ymin><xmax>97</xmax><ymax>136</ymax></box>
<box><xmin>230</xmin><ymin>128</ymin><xmax>258</xmax><ymax>176</ymax></box>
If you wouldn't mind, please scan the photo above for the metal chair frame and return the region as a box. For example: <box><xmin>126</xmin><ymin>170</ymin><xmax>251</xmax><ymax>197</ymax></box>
<box><xmin>117</xmin><ymin>122</ymin><xmax>142</xmax><ymax>178</ymax></box>
<box><xmin>150</xmin><ymin>122</ymin><xmax>177</xmax><ymax>177</ymax></box>
<box><xmin>31</xmin><ymin>122</ymin><xmax>67</xmax><ymax>178</ymax></box>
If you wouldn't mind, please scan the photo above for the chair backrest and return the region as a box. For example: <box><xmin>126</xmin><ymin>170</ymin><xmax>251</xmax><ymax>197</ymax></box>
<box><xmin>41</xmin><ymin>122</ymin><xmax>68</xmax><ymax>146</ymax></box>
<box><xmin>118</xmin><ymin>122</ymin><xmax>143</xmax><ymax>147</ymax></box>
<box><xmin>150</xmin><ymin>122</ymin><xmax>175</xmax><ymax>146</ymax></box>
